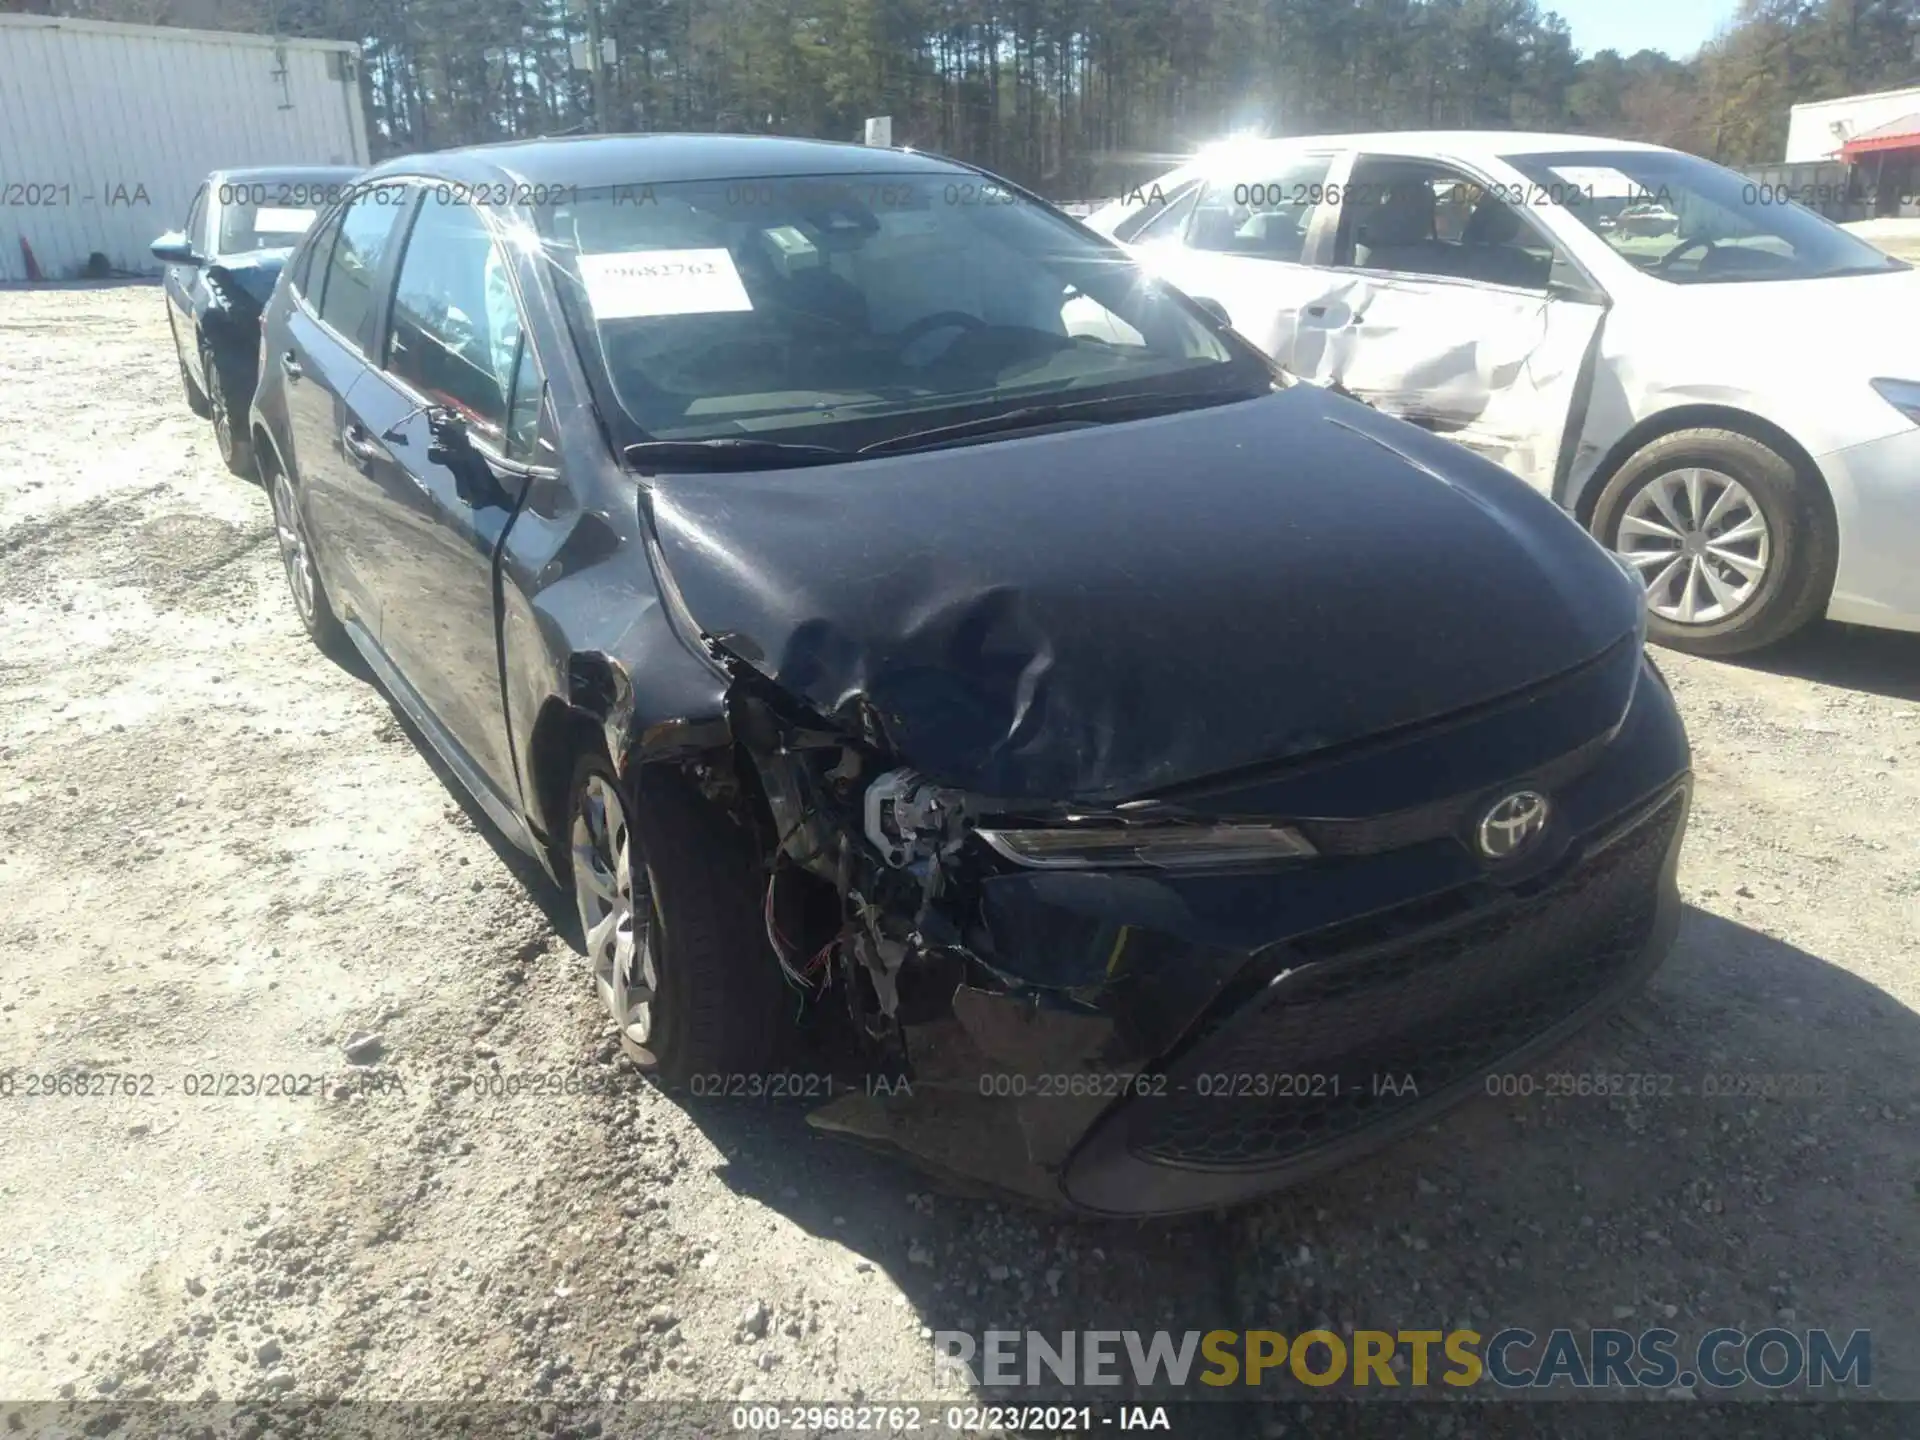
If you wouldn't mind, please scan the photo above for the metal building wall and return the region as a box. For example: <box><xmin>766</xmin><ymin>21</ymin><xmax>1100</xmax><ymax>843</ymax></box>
<box><xmin>0</xmin><ymin>15</ymin><xmax>370</xmax><ymax>281</ymax></box>
<box><xmin>1785</xmin><ymin>84</ymin><xmax>1920</xmax><ymax>164</ymax></box>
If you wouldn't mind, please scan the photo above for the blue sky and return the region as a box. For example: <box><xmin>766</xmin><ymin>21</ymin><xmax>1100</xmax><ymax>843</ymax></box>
<box><xmin>1553</xmin><ymin>0</ymin><xmax>1739</xmax><ymax>59</ymax></box>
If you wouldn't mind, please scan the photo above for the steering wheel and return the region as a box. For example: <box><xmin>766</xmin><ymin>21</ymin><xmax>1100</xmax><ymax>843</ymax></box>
<box><xmin>1652</xmin><ymin>237</ymin><xmax>1713</xmax><ymax>272</ymax></box>
<box><xmin>894</xmin><ymin>310</ymin><xmax>987</xmax><ymax>365</ymax></box>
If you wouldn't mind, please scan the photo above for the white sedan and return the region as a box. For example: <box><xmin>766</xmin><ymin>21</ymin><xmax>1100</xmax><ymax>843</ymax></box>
<box><xmin>1084</xmin><ymin>132</ymin><xmax>1920</xmax><ymax>655</ymax></box>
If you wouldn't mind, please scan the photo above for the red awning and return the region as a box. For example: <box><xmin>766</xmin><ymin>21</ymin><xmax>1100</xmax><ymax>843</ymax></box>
<box><xmin>1840</xmin><ymin>112</ymin><xmax>1920</xmax><ymax>159</ymax></box>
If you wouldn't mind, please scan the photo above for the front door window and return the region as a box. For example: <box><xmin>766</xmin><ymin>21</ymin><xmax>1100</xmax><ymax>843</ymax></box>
<box><xmin>1334</xmin><ymin>157</ymin><xmax>1561</xmax><ymax>292</ymax></box>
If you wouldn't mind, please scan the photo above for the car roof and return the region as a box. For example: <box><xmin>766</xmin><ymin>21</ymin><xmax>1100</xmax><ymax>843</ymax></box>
<box><xmin>360</xmin><ymin>134</ymin><xmax>977</xmax><ymax>189</ymax></box>
<box><xmin>208</xmin><ymin>166</ymin><xmax>364</xmax><ymax>185</ymax></box>
<box><xmin>1184</xmin><ymin>131</ymin><xmax>1674</xmax><ymax>166</ymax></box>
<box><xmin>210</xmin><ymin>167</ymin><xmax>362</xmax><ymax>183</ymax></box>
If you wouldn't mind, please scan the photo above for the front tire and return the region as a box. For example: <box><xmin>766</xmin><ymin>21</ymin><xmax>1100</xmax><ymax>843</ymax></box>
<box><xmin>1592</xmin><ymin>428</ymin><xmax>1835</xmax><ymax>657</ymax></box>
<box><xmin>200</xmin><ymin>337</ymin><xmax>256</xmax><ymax>479</ymax></box>
<box><xmin>567</xmin><ymin>755</ymin><xmax>791</xmax><ymax>1083</ymax></box>
<box><xmin>178</xmin><ymin>350</ymin><xmax>213</xmax><ymax>419</ymax></box>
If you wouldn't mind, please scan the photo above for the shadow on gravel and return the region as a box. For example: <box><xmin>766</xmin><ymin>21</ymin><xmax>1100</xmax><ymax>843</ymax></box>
<box><xmin>320</xmin><ymin>657</ymin><xmax>1918</xmax><ymax>1404</ymax></box>
<box><xmin>347</xmin><ymin>664</ymin><xmax>580</xmax><ymax>941</ymax></box>
<box><xmin>1729</xmin><ymin>621</ymin><xmax>1920</xmax><ymax>702</ymax></box>
<box><xmin>671</xmin><ymin>903</ymin><xmax>1919</xmax><ymax>1407</ymax></box>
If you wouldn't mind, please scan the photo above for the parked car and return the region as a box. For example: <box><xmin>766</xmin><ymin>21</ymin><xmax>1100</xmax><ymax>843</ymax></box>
<box><xmin>1606</xmin><ymin>201</ymin><xmax>1681</xmax><ymax>237</ymax></box>
<box><xmin>152</xmin><ymin>166</ymin><xmax>362</xmax><ymax>476</ymax></box>
<box><xmin>251</xmin><ymin>137</ymin><xmax>1690</xmax><ymax>1216</ymax></box>
<box><xmin>1085</xmin><ymin>133</ymin><xmax>1920</xmax><ymax>655</ymax></box>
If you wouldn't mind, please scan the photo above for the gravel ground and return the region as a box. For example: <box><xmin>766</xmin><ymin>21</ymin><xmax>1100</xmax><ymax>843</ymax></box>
<box><xmin>2</xmin><ymin>285</ymin><xmax>1917</xmax><ymax>1428</ymax></box>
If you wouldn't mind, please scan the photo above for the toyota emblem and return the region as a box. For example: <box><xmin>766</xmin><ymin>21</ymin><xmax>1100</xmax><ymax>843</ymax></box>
<box><xmin>1478</xmin><ymin>791</ymin><xmax>1551</xmax><ymax>860</ymax></box>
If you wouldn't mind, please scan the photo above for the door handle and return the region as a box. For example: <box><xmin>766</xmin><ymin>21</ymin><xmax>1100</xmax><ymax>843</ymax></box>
<box><xmin>341</xmin><ymin>424</ymin><xmax>383</xmax><ymax>464</ymax></box>
<box><xmin>280</xmin><ymin>350</ymin><xmax>303</xmax><ymax>381</ymax></box>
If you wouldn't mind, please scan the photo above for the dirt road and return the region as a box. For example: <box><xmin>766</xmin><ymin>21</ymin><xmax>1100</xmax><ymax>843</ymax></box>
<box><xmin>2</xmin><ymin>286</ymin><xmax>1916</xmax><ymax>1426</ymax></box>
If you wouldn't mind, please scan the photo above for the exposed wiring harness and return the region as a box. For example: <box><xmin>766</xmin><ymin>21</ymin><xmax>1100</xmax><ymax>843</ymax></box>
<box><xmin>763</xmin><ymin>861</ymin><xmax>841</xmax><ymax>997</ymax></box>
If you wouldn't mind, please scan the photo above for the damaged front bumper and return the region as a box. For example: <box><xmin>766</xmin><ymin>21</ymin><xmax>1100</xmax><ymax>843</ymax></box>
<box><xmin>1054</xmin><ymin>779</ymin><xmax>1685</xmax><ymax>1215</ymax></box>
<box><xmin>801</xmin><ymin>643</ymin><xmax>1690</xmax><ymax>1218</ymax></box>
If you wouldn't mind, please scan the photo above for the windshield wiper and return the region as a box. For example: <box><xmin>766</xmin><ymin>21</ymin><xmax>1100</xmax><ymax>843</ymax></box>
<box><xmin>857</xmin><ymin>385</ymin><xmax>1265</xmax><ymax>457</ymax></box>
<box><xmin>624</xmin><ymin>437</ymin><xmax>853</xmax><ymax>472</ymax></box>
<box><xmin>624</xmin><ymin>384</ymin><xmax>1269</xmax><ymax>470</ymax></box>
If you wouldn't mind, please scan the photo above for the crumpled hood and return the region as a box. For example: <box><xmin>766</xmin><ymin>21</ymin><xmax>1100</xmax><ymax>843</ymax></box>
<box><xmin>644</xmin><ymin>385</ymin><xmax>1645</xmax><ymax>802</ymax></box>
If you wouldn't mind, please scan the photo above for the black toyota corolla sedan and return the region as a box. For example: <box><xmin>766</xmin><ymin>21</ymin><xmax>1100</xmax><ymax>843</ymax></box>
<box><xmin>250</xmin><ymin>135</ymin><xmax>1690</xmax><ymax>1217</ymax></box>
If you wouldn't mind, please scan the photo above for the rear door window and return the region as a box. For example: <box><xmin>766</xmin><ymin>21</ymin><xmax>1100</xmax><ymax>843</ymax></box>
<box><xmin>1187</xmin><ymin>154</ymin><xmax>1336</xmax><ymax>262</ymax></box>
<box><xmin>316</xmin><ymin>184</ymin><xmax>410</xmax><ymax>352</ymax></box>
<box><xmin>293</xmin><ymin>206</ymin><xmax>344</xmax><ymax>300</ymax></box>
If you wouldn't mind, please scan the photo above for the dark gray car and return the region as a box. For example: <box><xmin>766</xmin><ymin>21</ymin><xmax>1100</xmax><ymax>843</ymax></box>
<box><xmin>248</xmin><ymin>137</ymin><xmax>1689</xmax><ymax>1217</ymax></box>
<box><xmin>152</xmin><ymin>166</ymin><xmax>361</xmax><ymax>476</ymax></box>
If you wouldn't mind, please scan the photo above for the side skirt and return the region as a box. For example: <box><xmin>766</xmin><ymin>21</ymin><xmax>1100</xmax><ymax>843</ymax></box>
<box><xmin>341</xmin><ymin>615</ymin><xmax>543</xmax><ymax>860</ymax></box>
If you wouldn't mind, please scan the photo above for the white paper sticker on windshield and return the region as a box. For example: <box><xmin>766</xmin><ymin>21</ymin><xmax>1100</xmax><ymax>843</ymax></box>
<box><xmin>255</xmin><ymin>206</ymin><xmax>318</xmax><ymax>232</ymax></box>
<box><xmin>1548</xmin><ymin>167</ymin><xmax>1645</xmax><ymax>200</ymax></box>
<box><xmin>579</xmin><ymin>248</ymin><xmax>754</xmax><ymax>319</ymax></box>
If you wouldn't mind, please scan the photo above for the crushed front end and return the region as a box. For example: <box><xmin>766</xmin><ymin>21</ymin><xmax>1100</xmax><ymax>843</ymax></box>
<box><xmin>705</xmin><ymin>633</ymin><xmax>1690</xmax><ymax>1218</ymax></box>
<box><xmin>201</xmin><ymin>249</ymin><xmax>289</xmax><ymax>385</ymax></box>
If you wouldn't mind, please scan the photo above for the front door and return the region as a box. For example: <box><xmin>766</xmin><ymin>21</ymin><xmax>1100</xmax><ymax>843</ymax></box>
<box><xmin>339</xmin><ymin>191</ymin><xmax>535</xmax><ymax>807</ymax></box>
<box><xmin>1290</xmin><ymin>154</ymin><xmax>1607</xmax><ymax>491</ymax></box>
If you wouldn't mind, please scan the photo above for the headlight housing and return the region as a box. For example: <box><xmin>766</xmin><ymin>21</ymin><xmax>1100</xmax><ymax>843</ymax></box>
<box><xmin>976</xmin><ymin>823</ymin><xmax>1317</xmax><ymax>870</ymax></box>
<box><xmin>1869</xmin><ymin>377</ymin><xmax>1920</xmax><ymax>426</ymax></box>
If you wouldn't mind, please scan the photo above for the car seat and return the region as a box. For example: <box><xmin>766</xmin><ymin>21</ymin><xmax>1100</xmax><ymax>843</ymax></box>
<box><xmin>1353</xmin><ymin>182</ymin><xmax>1456</xmax><ymax>276</ymax></box>
<box><xmin>1457</xmin><ymin>201</ymin><xmax>1551</xmax><ymax>289</ymax></box>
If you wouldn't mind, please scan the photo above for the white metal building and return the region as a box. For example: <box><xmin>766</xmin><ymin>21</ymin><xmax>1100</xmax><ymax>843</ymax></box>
<box><xmin>0</xmin><ymin>15</ymin><xmax>370</xmax><ymax>281</ymax></box>
<box><xmin>1783</xmin><ymin>83</ymin><xmax>1920</xmax><ymax>219</ymax></box>
<box><xmin>1785</xmin><ymin>83</ymin><xmax>1920</xmax><ymax>163</ymax></box>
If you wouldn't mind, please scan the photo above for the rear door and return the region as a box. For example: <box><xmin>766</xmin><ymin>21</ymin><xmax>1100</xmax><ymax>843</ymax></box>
<box><xmin>1125</xmin><ymin>150</ymin><xmax>1347</xmax><ymax>370</ymax></box>
<box><xmin>286</xmin><ymin>183</ymin><xmax>413</xmax><ymax>630</ymax></box>
<box><xmin>338</xmin><ymin>189</ymin><xmax>539</xmax><ymax>808</ymax></box>
<box><xmin>1292</xmin><ymin>152</ymin><xmax>1607</xmax><ymax>491</ymax></box>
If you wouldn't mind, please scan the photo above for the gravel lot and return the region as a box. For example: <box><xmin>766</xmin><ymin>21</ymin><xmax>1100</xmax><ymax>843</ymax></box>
<box><xmin>2</xmin><ymin>285</ymin><xmax>1917</xmax><ymax>1426</ymax></box>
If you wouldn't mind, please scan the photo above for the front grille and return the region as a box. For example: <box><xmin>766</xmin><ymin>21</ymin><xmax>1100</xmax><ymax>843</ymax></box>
<box><xmin>1127</xmin><ymin>792</ymin><xmax>1683</xmax><ymax>1170</ymax></box>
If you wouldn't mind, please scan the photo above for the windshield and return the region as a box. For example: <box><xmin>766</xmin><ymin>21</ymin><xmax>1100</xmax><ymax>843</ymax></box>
<box><xmin>532</xmin><ymin>172</ymin><xmax>1267</xmax><ymax>448</ymax></box>
<box><xmin>1503</xmin><ymin>149</ymin><xmax>1907</xmax><ymax>284</ymax></box>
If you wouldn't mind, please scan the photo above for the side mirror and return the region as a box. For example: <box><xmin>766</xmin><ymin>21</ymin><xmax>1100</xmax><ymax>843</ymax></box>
<box><xmin>150</xmin><ymin>232</ymin><xmax>204</xmax><ymax>267</ymax></box>
<box><xmin>1189</xmin><ymin>296</ymin><xmax>1232</xmax><ymax>328</ymax></box>
<box><xmin>1545</xmin><ymin>259</ymin><xmax>1607</xmax><ymax>308</ymax></box>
